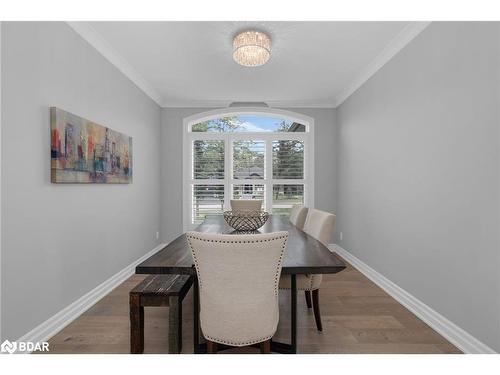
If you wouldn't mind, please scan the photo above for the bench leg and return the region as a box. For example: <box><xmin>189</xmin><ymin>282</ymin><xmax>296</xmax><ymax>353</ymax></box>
<box><xmin>130</xmin><ymin>294</ymin><xmax>144</xmax><ymax>354</ymax></box>
<box><xmin>169</xmin><ymin>296</ymin><xmax>182</xmax><ymax>354</ymax></box>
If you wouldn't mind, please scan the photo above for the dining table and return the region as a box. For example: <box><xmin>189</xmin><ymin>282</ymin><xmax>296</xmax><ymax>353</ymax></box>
<box><xmin>135</xmin><ymin>214</ymin><xmax>346</xmax><ymax>354</ymax></box>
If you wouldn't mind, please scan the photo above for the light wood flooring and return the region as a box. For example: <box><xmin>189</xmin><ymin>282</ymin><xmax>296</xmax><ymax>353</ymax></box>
<box><xmin>42</xmin><ymin>257</ymin><xmax>461</xmax><ymax>354</ymax></box>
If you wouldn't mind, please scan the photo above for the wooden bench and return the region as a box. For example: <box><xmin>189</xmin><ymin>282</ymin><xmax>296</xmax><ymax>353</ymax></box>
<box><xmin>130</xmin><ymin>274</ymin><xmax>193</xmax><ymax>354</ymax></box>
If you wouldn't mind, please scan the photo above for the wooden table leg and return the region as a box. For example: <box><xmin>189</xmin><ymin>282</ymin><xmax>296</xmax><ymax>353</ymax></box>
<box><xmin>193</xmin><ymin>275</ymin><xmax>204</xmax><ymax>353</ymax></box>
<box><xmin>268</xmin><ymin>273</ymin><xmax>298</xmax><ymax>354</ymax></box>
<box><xmin>291</xmin><ymin>274</ymin><xmax>297</xmax><ymax>354</ymax></box>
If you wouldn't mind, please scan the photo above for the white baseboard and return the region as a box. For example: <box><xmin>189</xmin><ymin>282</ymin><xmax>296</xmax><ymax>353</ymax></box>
<box><xmin>16</xmin><ymin>243</ymin><xmax>166</xmax><ymax>348</ymax></box>
<box><xmin>329</xmin><ymin>244</ymin><xmax>496</xmax><ymax>354</ymax></box>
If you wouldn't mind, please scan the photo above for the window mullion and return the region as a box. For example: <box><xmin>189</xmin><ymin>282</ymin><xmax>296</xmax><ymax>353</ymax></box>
<box><xmin>265</xmin><ymin>139</ymin><xmax>273</xmax><ymax>213</ymax></box>
<box><xmin>224</xmin><ymin>135</ymin><xmax>232</xmax><ymax>211</ymax></box>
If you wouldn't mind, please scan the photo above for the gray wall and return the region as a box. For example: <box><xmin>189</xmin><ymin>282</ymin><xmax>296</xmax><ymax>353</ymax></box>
<box><xmin>336</xmin><ymin>22</ymin><xmax>500</xmax><ymax>351</ymax></box>
<box><xmin>1</xmin><ymin>22</ymin><xmax>161</xmax><ymax>340</ymax></box>
<box><xmin>160</xmin><ymin>107</ymin><xmax>337</xmax><ymax>243</ymax></box>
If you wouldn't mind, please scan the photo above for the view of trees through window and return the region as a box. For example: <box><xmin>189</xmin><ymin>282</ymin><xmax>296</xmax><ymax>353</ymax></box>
<box><xmin>192</xmin><ymin>115</ymin><xmax>306</xmax><ymax>133</ymax></box>
<box><xmin>188</xmin><ymin>114</ymin><xmax>309</xmax><ymax>225</ymax></box>
<box><xmin>193</xmin><ymin>140</ymin><xmax>224</xmax><ymax>179</ymax></box>
<box><xmin>232</xmin><ymin>140</ymin><xmax>265</xmax><ymax>181</ymax></box>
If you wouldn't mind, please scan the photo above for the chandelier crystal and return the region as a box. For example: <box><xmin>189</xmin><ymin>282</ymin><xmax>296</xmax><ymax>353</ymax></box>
<box><xmin>233</xmin><ymin>30</ymin><xmax>271</xmax><ymax>67</ymax></box>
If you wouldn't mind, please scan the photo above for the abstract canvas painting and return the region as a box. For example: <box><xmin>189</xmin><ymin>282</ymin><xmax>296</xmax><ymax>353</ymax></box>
<box><xmin>51</xmin><ymin>107</ymin><xmax>133</xmax><ymax>183</ymax></box>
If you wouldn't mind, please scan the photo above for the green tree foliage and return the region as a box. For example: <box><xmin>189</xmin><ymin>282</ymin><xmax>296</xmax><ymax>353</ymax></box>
<box><xmin>193</xmin><ymin>140</ymin><xmax>224</xmax><ymax>179</ymax></box>
<box><xmin>233</xmin><ymin>140</ymin><xmax>264</xmax><ymax>179</ymax></box>
<box><xmin>192</xmin><ymin>116</ymin><xmax>241</xmax><ymax>132</ymax></box>
<box><xmin>192</xmin><ymin>118</ymin><xmax>305</xmax><ymax>216</ymax></box>
<box><xmin>273</xmin><ymin>122</ymin><xmax>304</xmax><ymax>179</ymax></box>
<box><xmin>273</xmin><ymin>121</ymin><xmax>304</xmax><ymax>201</ymax></box>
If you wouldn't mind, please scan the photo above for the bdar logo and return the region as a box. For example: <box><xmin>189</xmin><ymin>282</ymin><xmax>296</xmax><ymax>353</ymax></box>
<box><xmin>1</xmin><ymin>340</ymin><xmax>49</xmax><ymax>353</ymax></box>
<box><xmin>1</xmin><ymin>340</ymin><xmax>17</xmax><ymax>354</ymax></box>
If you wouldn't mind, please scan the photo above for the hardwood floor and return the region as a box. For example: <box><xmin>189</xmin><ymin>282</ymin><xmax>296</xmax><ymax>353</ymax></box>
<box><xmin>42</xmin><ymin>258</ymin><xmax>461</xmax><ymax>354</ymax></box>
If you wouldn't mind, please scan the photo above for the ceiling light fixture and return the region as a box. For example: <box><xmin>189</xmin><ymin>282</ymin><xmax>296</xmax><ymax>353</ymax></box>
<box><xmin>233</xmin><ymin>30</ymin><xmax>271</xmax><ymax>67</ymax></box>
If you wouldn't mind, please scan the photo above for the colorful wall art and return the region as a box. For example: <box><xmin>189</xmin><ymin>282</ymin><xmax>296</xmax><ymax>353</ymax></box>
<box><xmin>51</xmin><ymin>107</ymin><xmax>133</xmax><ymax>183</ymax></box>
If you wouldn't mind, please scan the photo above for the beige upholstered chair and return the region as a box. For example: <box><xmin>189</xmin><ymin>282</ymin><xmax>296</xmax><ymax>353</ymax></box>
<box><xmin>186</xmin><ymin>231</ymin><xmax>288</xmax><ymax>354</ymax></box>
<box><xmin>279</xmin><ymin>208</ymin><xmax>336</xmax><ymax>331</ymax></box>
<box><xmin>289</xmin><ymin>204</ymin><xmax>308</xmax><ymax>230</ymax></box>
<box><xmin>230</xmin><ymin>199</ymin><xmax>263</xmax><ymax>213</ymax></box>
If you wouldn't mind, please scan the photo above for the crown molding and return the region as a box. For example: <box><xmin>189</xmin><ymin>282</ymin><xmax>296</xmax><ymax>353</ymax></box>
<box><xmin>333</xmin><ymin>21</ymin><xmax>431</xmax><ymax>108</ymax></box>
<box><xmin>162</xmin><ymin>99</ymin><xmax>336</xmax><ymax>109</ymax></box>
<box><xmin>66</xmin><ymin>21</ymin><xmax>335</xmax><ymax>110</ymax></box>
<box><xmin>162</xmin><ymin>100</ymin><xmax>229</xmax><ymax>108</ymax></box>
<box><xmin>66</xmin><ymin>22</ymin><xmax>164</xmax><ymax>106</ymax></box>
<box><xmin>67</xmin><ymin>21</ymin><xmax>430</xmax><ymax>110</ymax></box>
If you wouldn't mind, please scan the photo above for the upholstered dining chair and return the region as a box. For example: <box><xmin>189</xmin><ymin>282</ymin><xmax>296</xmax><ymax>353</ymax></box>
<box><xmin>230</xmin><ymin>199</ymin><xmax>263</xmax><ymax>213</ymax></box>
<box><xmin>186</xmin><ymin>231</ymin><xmax>288</xmax><ymax>354</ymax></box>
<box><xmin>289</xmin><ymin>204</ymin><xmax>308</xmax><ymax>230</ymax></box>
<box><xmin>279</xmin><ymin>208</ymin><xmax>336</xmax><ymax>331</ymax></box>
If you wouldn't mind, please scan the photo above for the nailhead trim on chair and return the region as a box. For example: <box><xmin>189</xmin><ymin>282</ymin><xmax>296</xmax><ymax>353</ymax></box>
<box><xmin>204</xmin><ymin>334</ymin><xmax>275</xmax><ymax>347</ymax></box>
<box><xmin>280</xmin><ymin>274</ymin><xmax>320</xmax><ymax>291</ymax></box>
<box><xmin>186</xmin><ymin>233</ymin><xmax>288</xmax><ymax>346</ymax></box>
<box><xmin>186</xmin><ymin>234</ymin><xmax>287</xmax><ymax>295</ymax></box>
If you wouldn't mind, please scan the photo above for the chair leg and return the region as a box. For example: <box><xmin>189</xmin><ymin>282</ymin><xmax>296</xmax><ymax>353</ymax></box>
<box><xmin>312</xmin><ymin>289</ymin><xmax>323</xmax><ymax>332</ymax></box>
<box><xmin>260</xmin><ymin>339</ymin><xmax>271</xmax><ymax>354</ymax></box>
<box><xmin>206</xmin><ymin>340</ymin><xmax>217</xmax><ymax>354</ymax></box>
<box><xmin>305</xmin><ymin>291</ymin><xmax>312</xmax><ymax>308</ymax></box>
<box><xmin>129</xmin><ymin>294</ymin><xmax>144</xmax><ymax>354</ymax></box>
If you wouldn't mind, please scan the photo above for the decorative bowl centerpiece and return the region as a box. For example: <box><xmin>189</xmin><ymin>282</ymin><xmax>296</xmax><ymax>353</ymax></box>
<box><xmin>223</xmin><ymin>210</ymin><xmax>269</xmax><ymax>231</ymax></box>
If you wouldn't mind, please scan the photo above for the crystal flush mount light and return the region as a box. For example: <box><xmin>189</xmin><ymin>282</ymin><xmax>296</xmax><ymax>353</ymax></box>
<box><xmin>233</xmin><ymin>30</ymin><xmax>271</xmax><ymax>67</ymax></box>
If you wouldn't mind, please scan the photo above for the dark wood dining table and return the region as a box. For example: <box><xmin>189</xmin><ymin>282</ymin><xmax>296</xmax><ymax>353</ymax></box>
<box><xmin>135</xmin><ymin>215</ymin><xmax>346</xmax><ymax>354</ymax></box>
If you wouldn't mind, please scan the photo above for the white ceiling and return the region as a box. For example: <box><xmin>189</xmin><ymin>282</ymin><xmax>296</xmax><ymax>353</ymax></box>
<box><xmin>82</xmin><ymin>21</ymin><xmax>420</xmax><ymax>107</ymax></box>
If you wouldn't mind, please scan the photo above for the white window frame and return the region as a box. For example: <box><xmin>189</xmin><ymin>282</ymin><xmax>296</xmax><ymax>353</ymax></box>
<box><xmin>183</xmin><ymin>108</ymin><xmax>315</xmax><ymax>231</ymax></box>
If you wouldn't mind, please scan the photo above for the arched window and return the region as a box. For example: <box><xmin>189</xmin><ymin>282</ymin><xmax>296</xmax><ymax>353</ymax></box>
<box><xmin>183</xmin><ymin>108</ymin><xmax>314</xmax><ymax>229</ymax></box>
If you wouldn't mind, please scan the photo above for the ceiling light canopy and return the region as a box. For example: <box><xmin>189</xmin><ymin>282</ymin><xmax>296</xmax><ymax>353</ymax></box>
<box><xmin>233</xmin><ymin>30</ymin><xmax>271</xmax><ymax>67</ymax></box>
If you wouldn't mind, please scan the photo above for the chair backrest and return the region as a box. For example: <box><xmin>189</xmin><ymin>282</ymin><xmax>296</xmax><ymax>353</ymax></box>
<box><xmin>289</xmin><ymin>204</ymin><xmax>308</xmax><ymax>230</ymax></box>
<box><xmin>186</xmin><ymin>231</ymin><xmax>288</xmax><ymax>346</ymax></box>
<box><xmin>303</xmin><ymin>208</ymin><xmax>336</xmax><ymax>246</ymax></box>
<box><xmin>230</xmin><ymin>199</ymin><xmax>263</xmax><ymax>213</ymax></box>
